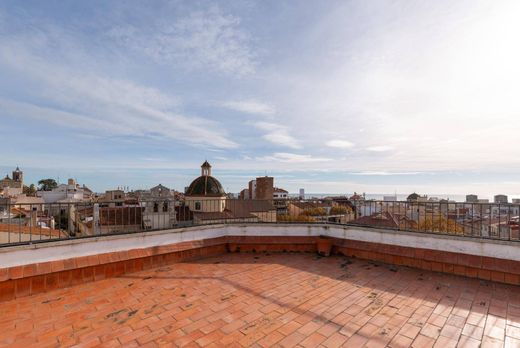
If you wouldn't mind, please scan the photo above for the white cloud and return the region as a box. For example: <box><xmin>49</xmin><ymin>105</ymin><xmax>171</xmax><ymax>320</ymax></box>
<box><xmin>0</xmin><ymin>29</ymin><xmax>238</xmax><ymax>149</ymax></box>
<box><xmin>257</xmin><ymin>152</ymin><xmax>332</xmax><ymax>163</ymax></box>
<box><xmin>326</xmin><ymin>139</ymin><xmax>354</xmax><ymax>149</ymax></box>
<box><xmin>0</xmin><ymin>99</ymin><xmax>127</xmax><ymax>134</ymax></box>
<box><xmin>254</xmin><ymin>122</ymin><xmax>301</xmax><ymax>149</ymax></box>
<box><xmin>221</xmin><ymin>100</ymin><xmax>275</xmax><ymax>115</ymax></box>
<box><xmin>252</xmin><ymin>1</ymin><xmax>520</xmax><ymax>174</ymax></box>
<box><xmin>108</xmin><ymin>6</ymin><xmax>255</xmax><ymax>75</ymax></box>
<box><xmin>4</xmin><ymin>1</ymin><xmax>520</xmax><ymax>194</ymax></box>
<box><xmin>366</xmin><ymin>146</ymin><xmax>393</xmax><ymax>152</ymax></box>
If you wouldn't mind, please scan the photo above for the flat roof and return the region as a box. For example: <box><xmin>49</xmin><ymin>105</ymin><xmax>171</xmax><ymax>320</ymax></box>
<box><xmin>0</xmin><ymin>253</ymin><xmax>518</xmax><ymax>347</ymax></box>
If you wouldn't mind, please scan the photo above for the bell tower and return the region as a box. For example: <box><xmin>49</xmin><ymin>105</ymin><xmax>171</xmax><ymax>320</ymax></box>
<box><xmin>12</xmin><ymin>167</ymin><xmax>23</xmax><ymax>184</ymax></box>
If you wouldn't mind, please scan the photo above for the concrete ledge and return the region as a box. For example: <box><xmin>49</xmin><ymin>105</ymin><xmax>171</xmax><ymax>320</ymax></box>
<box><xmin>3</xmin><ymin>223</ymin><xmax>520</xmax><ymax>267</ymax></box>
<box><xmin>1</xmin><ymin>223</ymin><xmax>520</xmax><ymax>302</ymax></box>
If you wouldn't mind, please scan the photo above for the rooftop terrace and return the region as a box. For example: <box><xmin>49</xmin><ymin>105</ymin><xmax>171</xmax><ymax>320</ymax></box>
<box><xmin>2</xmin><ymin>197</ymin><xmax>520</xmax><ymax>347</ymax></box>
<box><xmin>2</xmin><ymin>252</ymin><xmax>519</xmax><ymax>347</ymax></box>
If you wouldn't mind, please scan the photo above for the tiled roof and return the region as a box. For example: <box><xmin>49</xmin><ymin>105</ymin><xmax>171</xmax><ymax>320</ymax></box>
<box><xmin>13</xmin><ymin>196</ymin><xmax>44</xmax><ymax>205</ymax></box>
<box><xmin>0</xmin><ymin>223</ymin><xmax>63</xmax><ymax>237</ymax></box>
<box><xmin>193</xmin><ymin>210</ymin><xmax>236</xmax><ymax>220</ymax></box>
<box><xmin>351</xmin><ymin>211</ymin><xmax>400</xmax><ymax>229</ymax></box>
<box><xmin>227</xmin><ymin>200</ymin><xmax>275</xmax><ymax>218</ymax></box>
<box><xmin>2</xmin><ymin>253</ymin><xmax>518</xmax><ymax>347</ymax></box>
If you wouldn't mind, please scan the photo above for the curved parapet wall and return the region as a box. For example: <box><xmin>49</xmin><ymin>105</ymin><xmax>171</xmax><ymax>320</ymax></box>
<box><xmin>1</xmin><ymin>223</ymin><xmax>519</xmax><ymax>302</ymax></box>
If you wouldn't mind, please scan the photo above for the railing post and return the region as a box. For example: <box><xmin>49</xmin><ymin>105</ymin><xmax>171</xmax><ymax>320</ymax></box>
<box><xmin>68</xmin><ymin>203</ymin><xmax>75</xmax><ymax>235</ymax></box>
<box><xmin>29</xmin><ymin>204</ymin><xmax>33</xmax><ymax>243</ymax></box>
<box><xmin>93</xmin><ymin>203</ymin><xmax>100</xmax><ymax>235</ymax></box>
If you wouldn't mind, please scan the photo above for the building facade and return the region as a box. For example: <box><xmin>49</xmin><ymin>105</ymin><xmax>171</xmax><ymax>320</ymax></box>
<box><xmin>494</xmin><ymin>195</ymin><xmax>508</xmax><ymax>204</ymax></box>
<box><xmin>248</xmin><ymin>180</ymin><xmax>257</xmax><ymax>200</ymax></box>
<box><xmin>466</xmin><ymin>194</ymin><xmax>478</xmax><ymax>203</ymax></box>
<box><xmin>255</xmin><ymin>176</ymin><xmax>274</xmax><ymax>201</ymax></box>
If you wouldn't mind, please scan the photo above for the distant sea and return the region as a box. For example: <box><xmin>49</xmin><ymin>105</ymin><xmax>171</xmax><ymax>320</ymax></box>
<box><xmin>289</xmin><ymin>193</ymin><xmax>470</xmax><ymax>202</ymax></box>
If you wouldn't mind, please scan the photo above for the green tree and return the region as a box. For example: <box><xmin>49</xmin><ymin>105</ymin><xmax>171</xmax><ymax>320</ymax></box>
<box><xmin>38</xmin><ymin>179</ymin><xmax>58</xmax><ymax>191</ymax></box>
<box><xmin>418</xmin><ymin>216</ymin><xmax>463</xmax><ymax>234</ymax></box>
<box><xmin>23</xmin><ymin>184</ymin><xmax>37</xmax><ymax>196</ymax></box>
<box><xmin>301</xmin><ymin>207</ymin><xmax>327</xmax><ymax>216</ymax></box>
<box><xmin>330</xmin><ymin>206</ymin><xmax>350</xmax><ymax>215</ymax></box>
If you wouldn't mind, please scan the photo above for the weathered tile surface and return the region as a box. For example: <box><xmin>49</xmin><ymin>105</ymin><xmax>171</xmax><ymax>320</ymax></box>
<box><xmin>0</xmin><ymin>253</ymin><xmax>519</xmax><ymax>347</ymax></box>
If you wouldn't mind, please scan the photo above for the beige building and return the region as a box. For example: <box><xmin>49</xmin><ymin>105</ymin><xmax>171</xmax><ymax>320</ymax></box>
<box><xmin>98</xmin><ymin>189</ymin><xmax>126</xmax><ymax>207</ymax></box>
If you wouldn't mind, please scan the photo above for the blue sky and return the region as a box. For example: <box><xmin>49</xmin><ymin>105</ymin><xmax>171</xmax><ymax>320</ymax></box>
<box><xmin>1</xmin><ymin>0</ymin><xmax>520</xmax><ymax>197</ymax></box>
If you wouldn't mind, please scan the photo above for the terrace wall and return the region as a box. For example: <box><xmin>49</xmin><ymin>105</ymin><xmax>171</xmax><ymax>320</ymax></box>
<box><xmin>1</xmin><ymin>224</ymin><xmax>520</xmax><ymax>302</ymax></box>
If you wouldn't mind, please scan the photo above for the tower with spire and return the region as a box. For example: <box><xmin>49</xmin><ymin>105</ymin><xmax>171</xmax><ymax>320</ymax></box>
<box><xmin>12</xmin><ymin>167</ymin><xmax>23</xmax><ymax>185</ymax></box>
<box><xmin>0</xmin><ymin>167</ymin><xmax>23</xmax><ymax>196</ymax></box>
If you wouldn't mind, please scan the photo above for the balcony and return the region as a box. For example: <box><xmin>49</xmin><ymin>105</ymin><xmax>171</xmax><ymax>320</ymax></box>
<box><xmin>1</xmin><ymin>199</ymin><xmax>520</xmax><ymax>346</ymax></box>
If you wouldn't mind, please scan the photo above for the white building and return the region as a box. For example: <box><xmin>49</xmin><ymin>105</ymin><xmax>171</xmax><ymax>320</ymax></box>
<box><xmin>141</xmin><ymin>184</ymin><xmax>175</xmax><ymax>230</ymax></box>
<box><xmin>273</xmin><ymin>188</ymin><xmax>289</xmax><ymax>199</ymax></box>
<box><xmin>38</xmin><ymin>179</ymin><xmax>89</xmax><ymax>204</ymax></box>
<box><xmin>142</xmin><ymin>200</ymin><xmax>175</xmax><ymax>230</ymax></box>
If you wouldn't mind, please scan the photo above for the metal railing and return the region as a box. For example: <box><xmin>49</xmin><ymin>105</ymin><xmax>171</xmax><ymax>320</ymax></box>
<box><xmin>0</xmin><ymin>198</ymin><xmax>518</xmax><ymax>247</ymax></box>
<box><xmin>347</xmin><ymin>200</ymin><xmax>520</xmax><ymax>241</ymax></box>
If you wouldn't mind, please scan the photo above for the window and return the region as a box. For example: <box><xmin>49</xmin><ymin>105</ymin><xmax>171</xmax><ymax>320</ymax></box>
<box><xmin>195</xmin><ymin>202</ymin><xmax>201</xmax><ymax>211</ymax></box>
<box><xmin>153</xmin><ymin>203</ymin><xmax>159</xmax><ymax>213</ymax></box>
<box><xmin>163</xmin><ymin>202</ymin><xmax>168</xmax><ymax>212</ymax></box>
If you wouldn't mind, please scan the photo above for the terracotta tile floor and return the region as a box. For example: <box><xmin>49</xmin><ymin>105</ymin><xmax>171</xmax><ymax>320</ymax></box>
<box><xmin>1</xmin><ymin>253</ymin><xmax>520</xmax><ymax>347</ymax></box>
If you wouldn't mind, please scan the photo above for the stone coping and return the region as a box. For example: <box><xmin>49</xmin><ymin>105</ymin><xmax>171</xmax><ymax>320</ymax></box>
<box><xmin>1</xmin><ymin>224</ymin><xmax>520</xmax><ymax>302</ymax></box>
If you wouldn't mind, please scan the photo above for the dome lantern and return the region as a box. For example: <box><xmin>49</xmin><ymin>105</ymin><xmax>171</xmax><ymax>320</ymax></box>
<box><xmin>201</xmin><ymin>161</ymin><xmax>212</xmax><ymax>176</ymax></box>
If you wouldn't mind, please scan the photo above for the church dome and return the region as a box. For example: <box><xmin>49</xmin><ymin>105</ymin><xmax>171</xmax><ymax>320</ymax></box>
<box><xmin>186</xmin><ymin>175</ymin><xmax>226</xmax><ymax>196</ymax></box>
